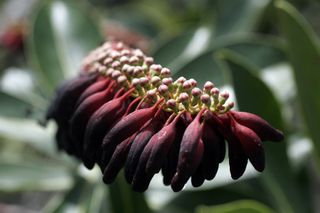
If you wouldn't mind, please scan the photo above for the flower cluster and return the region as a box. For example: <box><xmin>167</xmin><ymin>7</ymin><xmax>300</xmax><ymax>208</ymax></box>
<box><xmin>46</xmin><ymin>41</ymin><xmax>284</xmax><ymax>192</ymax></box>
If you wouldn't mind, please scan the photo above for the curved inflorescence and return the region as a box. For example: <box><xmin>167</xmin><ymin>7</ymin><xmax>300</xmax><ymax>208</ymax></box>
<box><xmin>46</xmin><ymin>41</ymin><xmax>284</xmax><ymax>192</ymax></box>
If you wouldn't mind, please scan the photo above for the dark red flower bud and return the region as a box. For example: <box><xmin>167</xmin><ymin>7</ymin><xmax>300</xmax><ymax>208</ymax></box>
<box><xmin>191</xmin><ymin>143</ymin><xmax>205</xmax><ymax>187</ymax></box>
<box><xmin>231</xmin><ymin>118</ymin><xmax>265</xmax><ymax>172</ymax></box>
<box><xmin>200</xmin><ymin>121</ymin><xmax>222</xmax><ymax>180</ymax></box>
<box><xmin>131</xmin><ymin>113</ymin><xmax>182</xmax><ymax>192</ymax></box>
<box><xmin>161</xmin><ymin>113</ymin><xmax>188</xmax><ymax>185</ymax></box>
<box><xmin>204</xmin><ymin>112</ymin><xmax>248</xmax><ymax>179</ymax></box>
<box><xmin>171</xmin><ymin>109</ymin><xmax>205</xmax><ymax>192</ymax></box>
<box><xmin>103</xmin><ymin>133</ymin><xmax>137</xmax><ymax>184</ymax></box>
<box><xmin>82</xmin><ymin>88</ymin><xmax>135</xmax><ymax>169</ymax></box>
<box><xmin>125</xmin><ymin>111</ymin><xmax>166</xmax><ymax>183</ymax></box>
<box><xmin>231</xmin><ymin>111</ymin><xmax>284</xmax><ymax>142</ymax></box>
<box><xmin>75</xmin><ymin>78</ymin><xmax>111</xmax><ymax>106</ymax></box>
<box><xmin>101</xmin><ymin>100</ymin><xmax>164</xmax><ymax>166</ymax></box>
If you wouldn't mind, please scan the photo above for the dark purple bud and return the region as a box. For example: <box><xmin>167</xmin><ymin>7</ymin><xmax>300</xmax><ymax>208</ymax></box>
<box><xmin>75</xmin><ymin>78</ymin><xmax>111</xmax><ymax>107</ymax></box>
<box><xmin>231</xmin><ymin>111</ymin><xmax>284</xmax><ymax>142</ymax></box>
<box><xmin>231</xmin><ymin>118</ymin><xmax>265</xmax><ymax>172</ymax></box>
<box><xmin>171</xmin><ymin>109</ymin><xmax>205</xmax><ymax>192</ymax></box>
<box><xmin>82</xmin><ymin>88</ymin><xmax>135</xmax><ymax>169</ymax></box>
<box><xmin>201</xmin><ymin>121</ymin><xmax>222</xmax><ymax>180</ymax></box>
<box><xmin>69</xmin><ymin>82</ymin><xmax>118</xmax><ymax>157</ymax></box>
<box><xmin>125</xmin><ymin>111</ymin><xmax>166</xmax><ymax>184</ymax></box>
<box><xmin>101</xmin><ymin>100</ymin><xmax>164</xmax><ymax>167</ymax></box>
<box><xmin>103</xmin><ymin>133</ymin><xmax>137</xmax><ymax>184</ymax></box>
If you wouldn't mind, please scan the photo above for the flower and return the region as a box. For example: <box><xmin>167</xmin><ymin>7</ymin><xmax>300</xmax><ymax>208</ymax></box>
<box><xmin>46</xmin><ymin>41</ymin><xmax>284</xmax><ymax>192</ymax></box>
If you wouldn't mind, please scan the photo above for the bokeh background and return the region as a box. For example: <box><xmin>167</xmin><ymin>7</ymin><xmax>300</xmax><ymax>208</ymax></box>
<box><xmin>0</xmin><ymin>0</ymin><xmax>320</xmax><ymax>212</ymax></box>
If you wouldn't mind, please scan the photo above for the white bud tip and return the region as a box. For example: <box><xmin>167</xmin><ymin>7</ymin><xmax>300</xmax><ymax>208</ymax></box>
<box><xmin>160</xmin><ymin>68</ymin><xmax>171</xmax><ymax>77</ymax></box>
<box><xmin>204</xmin><ymin>81</ymin><xmax>215</xmax><ymax>90</ymax></box>
<box><xmin>139</xmin><ymin>77</ymin><xmax>149</xmax><ymax>85</ymax></box>
<box><xmin>220</xmin><ymin>91</ymin><xmax>229</xmax><ymax>99</ymax></box>
<box><xmin>158</xmin><ymin>84</ymin><xmax>169</xmax><ymax>93</ymax></box>
<box><xmin>191</xmin><ymin>87</ymin><xmax>202</xmax><ymax>96</ymax></box>
<box><xmin>189</xmin><ymin>78</ymin><xmax>197</xmax><ymax>87</ymax></box>
<box><xmin>201</xmin><ymin>94</ymin><xmax>211</xmax><ymax>104</ymax></box>
<box><xmin>210</xmin><ymin>88</ymin><xmax>220</xmax><ymax>95</ymax></box>
<box><xmin>132</xmin><ymin>78</ymin><xmax>140</xmax><ymax>86</ymax></box>
<box><xmin>166</xmin><ymin>99</ymin><xmax>176</xmax><ymax>108</ymax></box>
<box><xmin>151</xmin><ymin>76</ymin><xmax>161</xmax><ymax>85</ymax></box>
<box><xmin>179</xmin><ymin>92</ymin><xmax>189</xmax><ymax>102</ymax></box>
<box><xmin>150</xmin><ymin>64</ymin><xmax>162</xmax><ymax>72</ymax></box>
<box><xmin>176</xmin><ymin>77</ymin><xmax>186</xmax><ymax>84</ymax></box>
<box><xmin>117</xmin><ymin>75</ymin><xmax>127</xmax><ymax>84</ymax></box>
<box><xmin>111</xmin><ymin>70</ymin><xmax>121</xmax><ymax>79</ymax></box>
<box><xmin>162</xmin><ymin>77</ymin><xmax>173</xmax><ymax>86</ymax></box>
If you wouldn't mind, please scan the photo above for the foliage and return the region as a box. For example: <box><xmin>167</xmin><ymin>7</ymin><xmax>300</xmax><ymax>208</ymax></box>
<box><xmin>0</xmin><ymin>0</ymin><xmax>319</xmax><ymax>212</ymax></box>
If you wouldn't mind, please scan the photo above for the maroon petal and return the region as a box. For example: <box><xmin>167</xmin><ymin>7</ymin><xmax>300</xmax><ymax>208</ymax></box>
<box><xmin>231</xmin><ymin>111</ymin><xmax>284</xmax><ymax>142</ymax></box>
<box><xmin>231</xmin><ymin>118</ymin><xmax>265</xmax><ymax>172</ymax></box>
<box><xmin>82</xmin><ymin>88</ymin><xmax>135</xmax><ymax>169</ymax></box>
<box><xmin>171</xmin><ymin>109</ymin><xmax>205</xmax><ymax>192</ymax></box>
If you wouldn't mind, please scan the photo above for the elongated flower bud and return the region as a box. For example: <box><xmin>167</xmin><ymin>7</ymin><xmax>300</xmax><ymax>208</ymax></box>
<box><xmin>46</xmin><ymin>40</ymin><xmax>284</xmax><ymax>192</ymax></box>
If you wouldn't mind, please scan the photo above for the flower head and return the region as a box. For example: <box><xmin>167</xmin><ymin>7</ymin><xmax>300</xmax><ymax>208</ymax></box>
<box><xmin>46</xmin><ymin>41</ymin><xmax>284</xmax><ymax>192</ymax></box>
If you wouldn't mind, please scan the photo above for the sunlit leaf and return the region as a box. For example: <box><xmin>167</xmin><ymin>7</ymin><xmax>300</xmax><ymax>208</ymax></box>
<box><xmin>275</xmin><ymin>1</ymin><xmax>320</xmax><ymax>160</ymax></box>
<box><xmin>27</xmin><ymin>0</ymin><xmax>103</xmax><ymax>94</ymax></box>
<box><xmin>196</xmin><ymin>200</ymin><xmax>275</xmax><ymax>213</ymax></box>
<box><xmin>0</xmin><ymin>158</ymin><xmax>73</xmax><ymax>192</ymax></box>
<box><xmin>217</xmin><ymin>49</ymin><xmax>308</xmax><ymax>213</ymax></box>
<box><xmin>0</xmin><ymin>90</ymin><xmax>32</xmax><ymax>118</ymax></box>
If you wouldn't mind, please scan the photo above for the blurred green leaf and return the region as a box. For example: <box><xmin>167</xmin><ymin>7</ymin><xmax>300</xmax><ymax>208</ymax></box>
<box><xmin>0</xmin><ymin>158</ymin><xmax>73</xmax><ymax>192</ymax></box>
<box><xmin>275</xmin><ymin>1</ymin><xmax>320</xmax><ymax>159</ymax></box>
<box><xmin>217</xmin><ymin>49</ymin><xmax>308</xmax><ymax>213</ymax></box>
<box><xmin>213</xmin><ymin>0</ymin><xmax>270</xmax><ymax>38</ymax></box>
<box><xmin>109</xmin><ymin>174</ymin><xmax>151</xmax><ymax>213</ymax></box>
<box><xmin>27</xmin><ymin>0</ymin><xmax>103</xmax><ymax>94</ymax></box>
<box><xmin>196</xmin><ymin>200</ymin><xmax>275</xmax><ymax>213</ymax></box>
<box><xmin>173</xmin><ymin>35</ymin><xmax>285</xmax><ymax>87</ymax></box>
<box><xmin>159</xmin><ymin>181</ymin><xmax>271</xmax><ymax>213</ymax></box>
<box><xmin>43</xmin><ymin>177</ymin><xmax>102</xmax><ymax>213</ymax></box>
<box><xmin>0</xmin><ymin>90</ymin><xmax>32</xmax><ymax>118</ymax></box>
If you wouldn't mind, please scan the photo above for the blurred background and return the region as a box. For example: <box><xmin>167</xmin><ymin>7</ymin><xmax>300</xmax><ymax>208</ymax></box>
<box><xmin>0</xmin><ymin>0</ymin><xmax>320</xmax><ymax>212</ymax></box>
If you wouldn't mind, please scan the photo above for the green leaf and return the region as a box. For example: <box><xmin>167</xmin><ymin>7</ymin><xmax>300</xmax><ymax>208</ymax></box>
<box><xmin>27</xmin><ymin>0</ymin><xmax>103</xmax><ymax>94</ymax></box>
<box><xmin>216</xmin><ymin>49</ymin><xmax>308</xmax><ymax>213</ymax></box>
<box><xmin>173</xmin><ymin>35</ymin><xmax>285</xmax><ymax>87</ymax></box>
<box><xmin>213</xmin><ymin>0</ymin><xmax>270</xmax><ymax>38</ymax></box>
<box><xmin>0</xmin><ymin>90</ymin><xmax>32</xmax><ymax>118</ymax></box>
<box><xmin>0</xmin><ymin>158</ymin><xmax>73</xmax><ymax>192</ymax></box>
<box><xmin>196</xmin><ymin>200</ymin><xmax>275</xmax><ymax>213</ymax></box>
<box><xmin>275</xmin><ymin>1</ymin><xmax>320</xmax><ymax>159</ymax></box>
<box><xmin>108</xmin><ymin>173</ymin><xmax>151</xmax><ymax>213</ymax></box>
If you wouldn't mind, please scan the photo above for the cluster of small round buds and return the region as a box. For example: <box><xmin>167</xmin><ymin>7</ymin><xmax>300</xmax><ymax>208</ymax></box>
<box><xmin>166</xmin><ymin>99</ymin><xmax>177</xmax><ymax>108</ymax></box>
<box><xmin>182</xmin><ymin>81</ymin><xmax>192</xmax><ymax>90</ymax></box>
<box><xmin>139</xmin><ymin>77</ymin><xmax>149</xmax><ymax>86</ymax></box>
<box><xmin>191</xmin><ymin>87</ymin><xmax>202</xmax><ymax>97</ymax></box>
<box><xmin>112</xmin><ymin>61</ymin><xmax>121</xmax><ymax>69</ymax></box>
<box><xmin>133</xmin><ymin>66</ymin><xmax>144</xmax><ymax>76</ymax></box>
<box><xmin>132</xmin><ymin>78</ymin><xmax>140</xmax><ymax>87</ymax></box>
<box><xmin>111</xmin><ymin>70</ymin><xmax>122</xmax><ymax>79</ymax></box>
<box><xmin>129</xmin><ymin>56</ymin><xmax>139</xmax><ymax>64</ymax></box>
<box><xmin>176</xmin><ymin>76</ymin><xmax>186</xmax><ymax>84</ymax></box>
<box><xmin>162</xmin><ymin>77</ymin><xmax>173</xmax><ymax>86</ymax></box>
<box><xmin>158</xmin><ymin>84</ymin><xmax>169</xmax><ymax>94</ymax></box>
<box><xmin>150</xmin><ymin>64</ymin><xmax>162</xmax><ymax>73</ymax></box>
<box><xmin>160</xmin><ymin>68</ymin><xmax>171</xmax><ymax>77</ymax></box>
<box><xmin>106</xmin><ymin>68</ymin><xmax>114</xmax><ymax>77</ymax></box>
<box><xmin>117</xmin><ymin>75</ymin><xmax>127</xmax><ymax>84</ymax></box>
<box><xmin>144</xmin><ymin>57</ymin><xmax>154</xmax><ymax>66</ymax></box>
<box><xmin>151</xmin><ymin>76</ymin><xmax>161</xmax><ymax>86</ymax></box>
<box><xmin>110</xmin><ymin>51</ymin><xmax>121</xmax><ymax>60</ymax></box>
<box><xmin>120</xmin><ymin>49</ymin><xmax>130</xmax><ymax>56</ymax></box>
<box><xmin>120</xmin><ymin>56</ymin><xmax>129</xmax><ymax>64</ymax></box>
<box><xmin>220</xmin><ymin>91</ymin><xmax>229</xmax><ymax>99</ymax></box>
<box><xmin>178</xmin><ymin>92</ymin><xmax>189</xmax><ymax>103</ymax></box>
<box><xmin>201</xmin><ymin>94</ymin><xmax>211</xmax><ymax>105</ymax></box>
<box><xmin>211</xmin><ymin>88</ymin><xmax>220</xmax><ymax>96</ymax></box>
<box><xmin>103</xmin><ymin>57</ymin><xmax>113</xmax><ymax>66</ymax></box>
<box><xmin>98</xmin><ymin>65</ymin><xmax>107</xmax><ymax>73</ymax></box>
<box><xmin>189</xmin><ymin>78</ymin><xmax>197</xmax><ymax>87</ymax></box>
<box><xmin>204</xmin><ymin>81</ymin><xmax>215</xmax><ymax>91</ymax></box>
